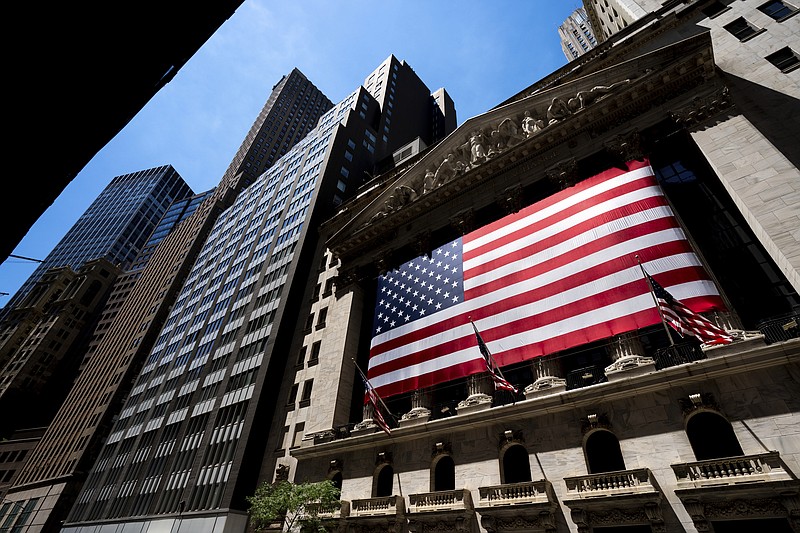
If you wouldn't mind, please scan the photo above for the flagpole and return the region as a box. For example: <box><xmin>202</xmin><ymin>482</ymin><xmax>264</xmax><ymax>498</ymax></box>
<box><xmin>636</xmin><ymin>255</ymin><xmax>675</xmax><ymax>346</ymax></box>
<box><xmin>351</xmin><ymin>358</ymin><xmax>396</xmax><ymax>425</ymax></box>
<box><xmin>469</xmin><ymin>318</ymin><xmax>515</xmax><ymax>388</ymax></box>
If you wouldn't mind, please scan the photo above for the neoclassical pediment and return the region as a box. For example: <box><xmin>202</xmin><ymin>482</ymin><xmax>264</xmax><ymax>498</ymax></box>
<box><xmin>327</xmin><ymin>32</ymin><xmax>718</xmax><ymax>274</ymax></box>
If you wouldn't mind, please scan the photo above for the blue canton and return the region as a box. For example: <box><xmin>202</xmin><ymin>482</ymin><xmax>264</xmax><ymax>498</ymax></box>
<box><xmin>372</xmin><ymin>238</ymin><xmax>464</xmax><ymax>335</ymax></box>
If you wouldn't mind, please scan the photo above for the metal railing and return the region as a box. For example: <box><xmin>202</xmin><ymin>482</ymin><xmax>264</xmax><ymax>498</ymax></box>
<box><xmin>757</xmin><ymin>312</ymin><xmax>800</xmax><ymax>344</ymax></box>
<box><xmin>566</xmin><ymin>365</ymin><xmax>607</xmax><ymax>390</ymax></box>
<box><xmin>652</xmin><ymin>341</ymin><xmax>705</xmax><ymax>370</ymax></box>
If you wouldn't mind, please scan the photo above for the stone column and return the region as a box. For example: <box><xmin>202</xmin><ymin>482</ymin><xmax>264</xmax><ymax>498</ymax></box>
<box><xmin>352</xmin><ymin>402</ymin><xmax>381</xmax><ymax>435</ymax></box>
<box><xmin>524</xmin><ymin>354</ymin><xmax>567</xmax><ymax>399</ymax></box>
<box><xmin>456</xmin><ymin>374</ymin><xmax>493</xmax><ymax>414</ymax></box>
<box><xmin>399</xmin><ymin>388</ymin><xmax>431</xmax><ymax>427</ymax></box>
<box><xmin>604</xmin><ymin>332</ymin><xmax>655</xmax><ymax>381</ymax></box>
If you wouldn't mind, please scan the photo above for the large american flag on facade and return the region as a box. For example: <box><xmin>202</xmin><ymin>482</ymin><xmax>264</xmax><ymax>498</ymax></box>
<box><xmin>368</xmin><ymin>159</ymin><xmax>728</xmax><ymax>399</ymax></box>
<box><xmin>644</xmin><ymin>269</ymin><xmax>732</xmax><ymax>345</ymax></box>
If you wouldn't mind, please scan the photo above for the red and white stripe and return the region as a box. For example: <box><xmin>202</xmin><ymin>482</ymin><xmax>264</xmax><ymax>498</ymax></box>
<box><xmin>368</xmin><ymin>160</ymin><xmax>726</xmax><ymax>398</ymax></box>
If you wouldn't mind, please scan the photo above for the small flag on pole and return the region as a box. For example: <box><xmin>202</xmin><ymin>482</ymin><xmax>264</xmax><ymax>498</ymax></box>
<box><xmin>471</xmin><ymin>320</ymin><xmax>518</xmax><ymax>394</ymax></box>
<box><xmin>643</xmin><ymin>268</ymin><xmax>732</xmax><ymax>346</ymax></box>
<box><xmin>355</xmin><ymin>362</ymin><xmax>392</xmax><ymax>435</ymax></box>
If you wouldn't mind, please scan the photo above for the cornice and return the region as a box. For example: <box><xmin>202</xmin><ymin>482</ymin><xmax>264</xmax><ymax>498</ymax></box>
<box><xmin>327</xmin><ymin>33</ymin><xmax>721</xmax><ymax>282</ymax></box>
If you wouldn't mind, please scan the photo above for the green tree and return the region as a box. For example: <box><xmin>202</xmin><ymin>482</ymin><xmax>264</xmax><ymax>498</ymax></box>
<box><xmin>246</xmin><ymin>479</ymin><xmax>341</xmax><ymax>532</ymax></box>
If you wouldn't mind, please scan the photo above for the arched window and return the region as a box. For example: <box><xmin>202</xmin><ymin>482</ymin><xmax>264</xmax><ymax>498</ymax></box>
<box><xmin>330</xmin><ymin>471</ymin><xmax>343</xmax><ymax>492</ymax></box>
<box><xmin>585</xmin><ymin>429</ymin><xmax>626</xmax><ymax>474</ymax></box>
<box><xmin>433</xmin><ymin>455</ymin><xmax>455</xmax><ymax>491</ymax></box>
<box><xmin>501</xmin><ymin>444</ymin><xmax>532</xmax><ymax>484</ymax></box>
<box><xmin>375</xmin><ymin>464</ymin><xmax>393</xmax><ymax>497</ymax></box>
<box><xmin>686</xmin><ymin>411</ymin><xmax>744</xmax><ymax>460</ymax></box>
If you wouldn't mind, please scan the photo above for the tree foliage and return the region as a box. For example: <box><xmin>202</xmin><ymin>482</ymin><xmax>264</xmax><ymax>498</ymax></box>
<box><xmin>247</xmin><ymin>479</ymin><xmax>341</xmax><ymax>532</ymax></box>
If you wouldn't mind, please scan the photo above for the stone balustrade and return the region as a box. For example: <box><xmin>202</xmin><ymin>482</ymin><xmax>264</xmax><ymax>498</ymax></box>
<box><xmin>478</xmin><ymin>479</ymin><xmax>554</xmax><ymax>506</ymax></box>
<box><xmin>564</xmin><ymin>468</ymin><xmax>657</xmax><ymax>497</ymax></box>
<box><xmin>408</xmin><ymin>488</ymin><xmax>473</xmax><ymax>512</ymax></box>
<box><xmin>350</xmin><ymin>495</ymin><xmax>405</xmax><ymax>517</ymax></box>
<box><xmin>671</xmin><ymin>451</ymin><xmax>792</xmax><ymax>487</ymax></box>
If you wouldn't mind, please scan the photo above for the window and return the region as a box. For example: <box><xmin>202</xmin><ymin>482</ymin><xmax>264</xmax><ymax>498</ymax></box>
<box><xmin>686</xmin><ymin>411</ymin><xmax>744</xmax><ymax>460</ymax></box>
<box><xmin>584</xmin><ymin>429</ymin><xmax>626</xmax><ymax>474</ymax></box>
<box><xmin>758</xmin><ymin>0</ymin><xmax>798</xmax><ymax>20</ymax></box>
<box><xmin>287</xmin><ymin>383</ymin><xmax>298</xmax><ymax>406</ymax></box>
<box><xmin>316</xmin><ymin>307</ymin><xmax>328</xmax><ymax>329</ymax></box>
<box><xmin>701</xmin><ymin>0</ymin><xmax>731</xmax><ymax>18</ymax></box>
<box><xmin>296</xmin><ymin>346</ymin><xmax>307</xmax><ymax>367</ymax></box>
<box><xmin>433</xmin><ymin>455</ymin><xmax>455</xmax><ymax>491</ymax></box>
<box><xmin>502</xmin><ymin>444</ymin><xmax>533</xmax><ymax>484</ymax></box>
<box><xmin>323</xmin><ymin>278</ymin><xmax>334</xmax><ymax>297</ymax></box>
<box><xmin>765</xmin><ymin>47</ymin><xmax>800</xmax><ymax>72</ymax></box>
<box><xmin>304</xmin><ymin>313</ymin><xmax>314</xmax><ymax>332</ymax></box>
<box><xmin>309</xmin><ymin>341</ymin><xmax>321</xmax><ymax>365</ymax></box>
<box><xmin>300</xmin><ymin>379</ymin><xmax>313</xmax><ymax>407</ymax></box>
<box><xmin>291</xmin><ymin>423</ymin><xmax>305</xmax><ymax>448</ymax></box>
<box><xmin>374</xmin><ymin>464</ymin><xmax>394</xmax><ymax>497</ymax></box>
<box><xmin>723</xmin><ymin>17</ymin><xmax>763</xmax><ymax>41</ymax></box>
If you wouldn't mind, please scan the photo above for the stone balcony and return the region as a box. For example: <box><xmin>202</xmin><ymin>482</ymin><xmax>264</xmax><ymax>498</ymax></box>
<box><xmin>475</xmin><ymin>480</ymin><xmax>558</xmax><ymax>532</ymax></box>
<box><xmin>670</xmin><ymin>452</ymin><xmax>800</xmax><ymax>532</ymax></box>
<box><xmin>562</xmin><ymin>469</ymin><xmax>665</xmax><ymax>532</ymax></box>
<box><xmin>346</xmin><ymin>495</ymin><xmax>406</xmax><ymax>532</ymax></box>
<box><xmin>349</xmin><ymin>495</ymin><xmax>405</xmax><ymax>517</ymax></box>
<box><xmin>671</xmin><ymin>451</ymin><xmax>794</xmax><ymax>488</ymax></box>
<box><xmin>407</xmin><ymin>488</ymin><xmax>474</xmax><ymax>532</ymax></box>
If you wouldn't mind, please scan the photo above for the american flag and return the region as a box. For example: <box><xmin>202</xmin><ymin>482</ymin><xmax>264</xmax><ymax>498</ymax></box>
<box><xmin>645</xmin><ymin>270</ymin><xmax>732</xmax><ymax>345</ymax></box>
<box><xmin>357</xmin><ymin>366</ymin><xmax>392</xmax><ymax>435</ymax></box>
<box><xmin>368</xmin><ymin>160</ymin><xmax>728</xmax><ymax>399</ymax></box>
<box><xmin>472</xmin><ymin>321</ymin><xmax>518</xmax><ymax>394</ymax></box>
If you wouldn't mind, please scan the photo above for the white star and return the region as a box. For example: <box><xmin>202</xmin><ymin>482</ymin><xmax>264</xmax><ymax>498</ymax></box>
<box><xmin>436</xmin><ymin>274</ymin><xmax>442</xmax><ymax>281</ymax></box>
<box><xmin>436</xmin><ymin>248</ymin><xmax>443</xmax><ymax>255</ymax></box>
<box><xmin>415</xmin><ymin>264</ymin><xmax>421</xmax><ymax>270</ymax></box>
<box><xmin>435</xmin><ymin>303</ymin><xmax>442</xmax><ymax>309</ymax></box>
<box><xmin>452</xmin><ymin>296</ymin><xmax>459</xmax><ymax>302</ymax></box>
<box><xmin>390</xmin><ymin>320</ymin><xmax>396</xmax><ymax>327</ymax></box>
<box><xmin>412</xmin><ymin>304</ymin><xmax>418</xmax><ymax>311</ymax></box>
<box><xmin>376</xmin><ymin>326</ymin><xmax>382</xmax><ymax>333</ymax></box>
<box><xmin>428</xmin><ymin>297</ymin><xmax>434</xmax><ymax>304</ymax></box>
<box><xmin>444</xmin><ymin>251</ymin><xmax>451</xmax><ymax>258</ymax></box>
<box><xmin>420</xmin><ymin>309</ymin><xmax>426</xmax><ymax>315</ymax></box>
<box><xmin>437</xmin><ymin>261</ymin><xmax>442</xmax><ymax>267</ymax></box>
<box><xmin>422</xmin><ymin>268</ymin><xmax>428</xmax><ymax>274</ymax></box>
<box><xmin>404</xmin><ymin>315</ymin><xmax>411</xmax><ymax>322</ymax></box>
<box><xmin>452</xmin><ymin>281</ymin><xmax>458</xmax><ymax>288</ymax></box>
<box><xmin>378</xmin><ymin>312</ymin><xmax>384</xmax><ymax>318</ymax></box>
<box><xmin>444</xmin><ymin>292</ymin><xmax>450</xmax><ymax>298</ymax></box>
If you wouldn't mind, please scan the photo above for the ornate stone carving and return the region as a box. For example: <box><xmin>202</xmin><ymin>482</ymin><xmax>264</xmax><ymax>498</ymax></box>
<box><xmin>499</xmin><ymin>429</ymin><xmax>524</xmax><ymax>448</ymax></box>
<box><xmin>604</xmin><ymin>130</ymin><xmax>645</xmax><ymax>162</ymax></box>
<box><xmin>376</xmin><ymin>451</ymin><xmax>393</xmax><ymax>466</ymax></box>
<box><xmin>671</xmin><ymin>86</ymin><xmax>734</xmax><ymax>128</ymax></box>
<box><xmin>546</xmin><ymin>159</ymin><xmax>579</xmax><ymax>190</ymax></box>
<box><xmin>329</xmin><ymin>459</ymin><xmax>343</xmax><ymax>473</ymax></box>
<box><xmin>678</xmin><ymin>392</ymin><xmax>718</xmax><ymax>415</ymax></box>
<box><xmin>449</xmin><ymin>209</ymin><xmax>476</xmax><ymax>236</ymax></box>
<box><xmin>496</xmin><ymin>186</ymin><xmax>523</xmax><ymax>215</ymax></box>
<box><xmin>580</xmin><ymin>413</ymin><xmax>611</xmax><ymax>434</ymax></box>
<box><xmin>432</xmin><ymin>441</ymin><xmax>453</xmax><ymax>458</ymax></box>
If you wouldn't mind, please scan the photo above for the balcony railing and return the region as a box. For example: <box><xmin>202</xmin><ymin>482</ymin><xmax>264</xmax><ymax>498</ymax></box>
<box><xmin>408</xmin><ymin>488</ymin><xmax>473</xmax><ymax>512</ymax></box>
<box><xmin>652</xmin><ymin>341</ymin><xmax>705</xmax><ymax>370</ymax></box>
<box><xmin>564</xmin><ymin>468</ymin><xmax>658</xmax><ymax>497</ymax></box>
<box><xmin>478</xmin><ymin>480</ymin><xmax>554</xmax><ymax>506</ymax></box>
<box><xmin>350</xmin><ymin>495</ymin><xmax>405</xmax><ymax>517</ymax></box>
<box><xmin>566</xmin><ymin>364</ymin><xmax>607</xmax><ymax>390</ymax></box>
<box><xmin>671</xmin><ymin>451</ymin><xmax>793</xmax><ymax>487</ymax></box>
<box><xmin>757</xmin><ymin>312</ymin><xmax>800</xmax><ymax>344</ymax></box>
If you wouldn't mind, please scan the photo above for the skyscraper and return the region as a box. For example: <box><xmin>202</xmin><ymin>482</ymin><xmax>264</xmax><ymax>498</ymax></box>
<box><xmin>178</xmin><ymin>3</ymin><xmax>796</xmax><ymax>533</ymax></box>
<box><xmin>558</xmin><ymin>7</ymin><xmax>599</xmax><ymax>60</ymax></box>
<box><xmin>0</xmin><ymin>70</ymin><xmax>333</xmax><ymax>532</ymax></box>
<box><xmin>3</xmin><ymin>165</ymin><xmax>194</xmax><ymax>310</ymax></box>
<box><xmin>58</xmin><ymin>54</ymin><xmax>454</xmax><ymax>533</ymax></box>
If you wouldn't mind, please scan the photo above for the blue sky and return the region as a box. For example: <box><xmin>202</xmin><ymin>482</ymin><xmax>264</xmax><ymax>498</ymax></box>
<box><xmin>1</xmin><ymin>1</ymin><xmax>581</xmax><ymax>303</ymax></box>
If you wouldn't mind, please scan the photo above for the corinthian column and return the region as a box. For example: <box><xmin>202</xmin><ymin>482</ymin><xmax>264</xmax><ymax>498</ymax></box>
<box><xmin>524</xmin><ymin>354</ymin><xmax>567</xmax><ymax>399</ymax></box>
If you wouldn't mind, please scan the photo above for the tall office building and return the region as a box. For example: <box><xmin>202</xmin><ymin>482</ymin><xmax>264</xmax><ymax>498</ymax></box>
<box><xmin>4</xmin><ymin>165</ymin><xmax>193</xmax><ymax>310</ymax></box>
<box><xmin>124</xmin><ymin>3</ymin><xmax>797</xmax><ymax>533</ymax></box>
<box><xmin>0</xmin><ymin>71</ymin><xmax>333</xmax><ymax>532</ymax></box>
<box><xmin>559</xmin><ymin>7</ymin><xmax>599</xmax><ymax>60</ymax></box>
<box><xmin>56</xmin><ymin>54</ymin><xmax>454</xmax><ymax>533</ymax></box>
